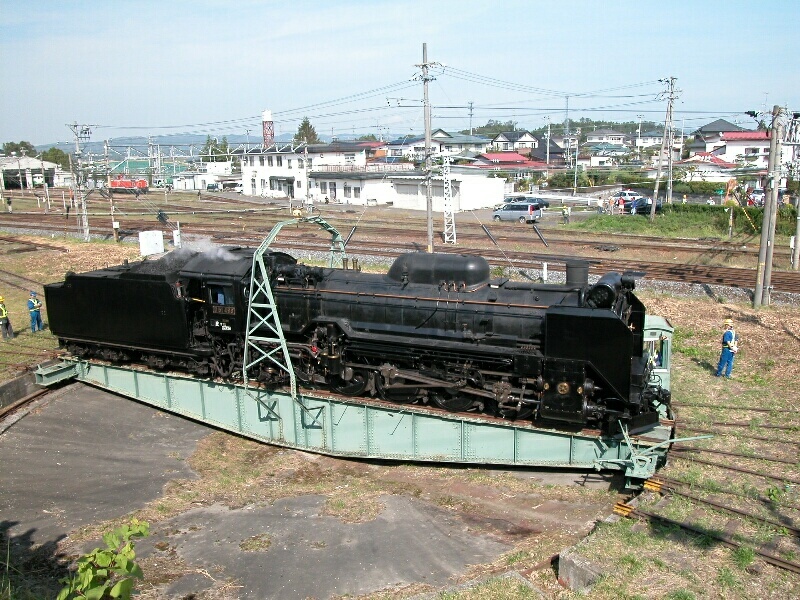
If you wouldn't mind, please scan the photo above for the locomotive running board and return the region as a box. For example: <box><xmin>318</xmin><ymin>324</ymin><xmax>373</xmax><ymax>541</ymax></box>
<box><xmin>36</xmin><ymin>359</ymin><xmax>673</xmax><ymax>486</ymax></box>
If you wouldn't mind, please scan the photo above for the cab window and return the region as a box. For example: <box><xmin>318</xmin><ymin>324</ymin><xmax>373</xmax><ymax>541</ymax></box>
<box><xmin>209</xmin><ymin>284</ymin><xmax>234</xmax><ymax>305</ymax></box>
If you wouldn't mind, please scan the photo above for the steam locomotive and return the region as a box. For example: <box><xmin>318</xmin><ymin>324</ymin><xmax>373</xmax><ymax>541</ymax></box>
<box><xmin>44</xmin><ymin>248</ymin><xmax>670</xmax><ymax>434</ymax></box>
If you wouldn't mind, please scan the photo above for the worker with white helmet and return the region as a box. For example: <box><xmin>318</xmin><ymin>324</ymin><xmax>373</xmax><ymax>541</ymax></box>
<box><xmin>0</xmin><ymin>295</ymin><xmax>12</xmax><ymax>340</ymax></box>
<box><xmin>715</xmin><ymin>318</ymin><xmax>739</xmax><ymax>378</ymax></box>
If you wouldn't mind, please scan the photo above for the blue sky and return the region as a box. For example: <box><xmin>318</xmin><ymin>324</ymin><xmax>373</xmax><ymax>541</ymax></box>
<box><xmin>1</xmin><ymin>0</ymin><xmax>798</xmax><ymax>146</ymax></box>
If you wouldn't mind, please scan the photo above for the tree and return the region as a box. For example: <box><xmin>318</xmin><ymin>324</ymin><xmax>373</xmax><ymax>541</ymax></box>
<box><xmin>41</xmin><ymin>147</ymin><xmax>70</xmax><ymax>169</ymax></box>
<box><xmin>2</xmin><ymin>141</ymin><xmax>36</xmax><ymax>156</ymax></box>
<box><xmin>294</xmin><ymin>117</ymin><xmax>320</xmax><ymax>144</ymax></box>
<box><xmin>356</xmin><ymin>134</ymin><xmax>378</xmax><ymax>142</ymax></box>
<box><xmin>200</xmin><ymin>136</ymin><xmax>230</xmax><ymax>162</ymax></box>
<box><xmin>462</xmin><ymin>120</ymin><xmax>517</xmax><ymax>137</ymax></box>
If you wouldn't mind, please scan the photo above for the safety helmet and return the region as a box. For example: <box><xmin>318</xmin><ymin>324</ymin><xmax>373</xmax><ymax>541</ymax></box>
<box><xmin>723</xmin><ymin>318</ymin><xmax>734</xmax><ymax>326</ymax></box>
<box><xmin>0</xmin><ymin>296</ymin><xmax>4</xmax><ymax>302</ymax></box>
<box><xmin>30</xmin><ymin>291</ymin><xmax>37</xmax><ymax>296</ymax></box>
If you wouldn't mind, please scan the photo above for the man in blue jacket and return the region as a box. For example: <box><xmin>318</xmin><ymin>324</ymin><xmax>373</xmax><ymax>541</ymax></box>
<box><xmin>715</xmin><ymin>318</ymin><xmax>738</xmax><ymax>378</ymax></box>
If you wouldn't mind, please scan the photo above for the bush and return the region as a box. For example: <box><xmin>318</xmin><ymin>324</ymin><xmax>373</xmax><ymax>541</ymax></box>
<box><xmin>663</xmin><ymin>203</ymin><xmax>798</xmax><ymax>236</ymax></box>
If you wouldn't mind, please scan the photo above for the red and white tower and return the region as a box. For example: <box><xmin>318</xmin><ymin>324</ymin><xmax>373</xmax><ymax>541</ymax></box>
<box><xmin>262</xmin><ymin>109</ymin><xmax>274</xmax><ymax>147</ymax></box>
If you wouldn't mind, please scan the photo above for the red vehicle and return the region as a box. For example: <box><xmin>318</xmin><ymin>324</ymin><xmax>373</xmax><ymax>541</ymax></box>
<box><xmin>110</xmin><ymin>176</ymin><xmax>149</xmax><ymax>193</ymax></box>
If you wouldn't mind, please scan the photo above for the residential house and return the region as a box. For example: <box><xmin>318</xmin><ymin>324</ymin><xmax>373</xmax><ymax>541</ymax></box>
<box><xmin>490</xmin><ymin>131</ymin><xmax>538</xmax><ymax>152</ymax></box>
<box><xmin>686</xmin><ymin>119</ymin><xmax>747</xmax><ymax>155</ymax></box>
<box><xmin>528</xmin><ymin>135</ymin><xmax>566</xmax><ymax>165</ymax></box>
<box><xmin>672</xmin><ymin>152</ymin><xmax>738</xmax><ymax>183</ymax></box>
<box><xmin>586</xmin><ymin>128</ymin><xmax>627</xmax><ymax>146</ymax></box>
<box><xmin>635</xmin><ymin>130</ymin><xmax>664</xmax><ymax>150</ymax></box>
<box><xmin>384</xmin><ymin>130</ymin><xmax>490</xmax><ymax>161</ymax></box>
<box><xmin>470</xmin><ymin>152</ymin><xmax>548</xmax><ymax>180</ymax></box>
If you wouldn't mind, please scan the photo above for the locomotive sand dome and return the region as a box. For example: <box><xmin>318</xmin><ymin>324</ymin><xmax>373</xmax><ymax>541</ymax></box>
<box><xmin>39</xmin><ymin>216</ymin><xmax>674</xmax><ymax>484</ymax></box>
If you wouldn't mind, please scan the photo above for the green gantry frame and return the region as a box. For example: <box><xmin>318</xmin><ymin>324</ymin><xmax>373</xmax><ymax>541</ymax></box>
<box><xmin>242</xmin><ymin>215</ymin><xmax>346</xmax><ymax>405</ymax></box>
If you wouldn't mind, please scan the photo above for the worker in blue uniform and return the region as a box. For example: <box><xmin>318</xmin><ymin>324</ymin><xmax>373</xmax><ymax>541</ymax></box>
<box><xmin>27</xmin><ymin>290</ymin><xmax>43</xmax><ymax>333</ymax></box>
<box><xmin>715</xmin><ymin>318</ymin><xmax>738</xmax><ymax>378</ymax></box>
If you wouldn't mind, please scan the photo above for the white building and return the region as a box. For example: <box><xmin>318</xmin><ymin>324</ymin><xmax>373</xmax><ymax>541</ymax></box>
<box><xmin>586</xmin><ymin>128</ymin><xmax>627</xmax><ymax>146</ymax></box>
<box><xmin>170</xmin><ymin>160</ymin><xmax>234</xmax><ymax>191</ymax></box>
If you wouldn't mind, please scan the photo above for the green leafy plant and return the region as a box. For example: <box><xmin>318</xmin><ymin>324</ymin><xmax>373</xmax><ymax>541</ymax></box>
<box><xmin>57</xmin><ymin>519</ymin><xmax>149</xmax><ymax>600</ymax></box>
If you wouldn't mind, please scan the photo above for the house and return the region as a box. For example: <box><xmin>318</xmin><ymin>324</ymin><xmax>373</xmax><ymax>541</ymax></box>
<box><xmin>491</xmin><ymin>131</ymin><xmax>538</xmax><ymax>152</ymax></box>
<box><xmin>470</xmin><ymin>152</ymin><xmax>548</xmax><ymax>180</ymax></box>
<box><xmin>528</xmin><ymin>135</ymin><xmax>566</xmax><ymax>165</ymax></box>
<box><xmin>384</xmin><ymin>130</ymin><xmax>490</xmax><ymax>161</ymax></box>
<box><xmin>686</xmin><ymin>119</ymin><xmax>747</xmax><ymax>155</ymax></box>
<box><xmin>635</xmin><ymin>130</ymin><xmax>664</xmax><ymax>150</ymax></box>
<box><xmin>671</xmin><ymin>152</ymin><xmax>739</xmax><ymax>183</ymax></box>
<box><xmin>170</xmin><ymin>160</ymin><xmax>234</xmax><ymax>191</ymax></box>
<box><xmin>586</xmin><ymin>128</ymin><xmax>627</xmax><ymax>146</ymax></box>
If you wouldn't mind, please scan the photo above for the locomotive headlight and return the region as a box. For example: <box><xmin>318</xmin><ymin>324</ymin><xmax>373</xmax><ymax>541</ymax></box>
<box><xmin>585</xmin><ymin>283</ymin><xmax>615</xmax><ymax>309</ymax></box>
<box><xmin>556</xmin><ymin>382</ymin><xmax>570</xmax><ymax>395</ymax></box>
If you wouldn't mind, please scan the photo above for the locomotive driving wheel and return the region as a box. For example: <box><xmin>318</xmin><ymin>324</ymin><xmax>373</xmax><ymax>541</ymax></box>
<box><xmin>430</xmin><ymin>389</ymin><xmax>474</xmax><ymax>412</ymax></box>
<box><xmin>331</xmin><ymin>370</ymin><xmax>368</xmax><ymax>396</ymax></box>
<box><xmin>376</xmin><ymin>372</ymin><xmax>419</xmax><ymax>404</ymax></box>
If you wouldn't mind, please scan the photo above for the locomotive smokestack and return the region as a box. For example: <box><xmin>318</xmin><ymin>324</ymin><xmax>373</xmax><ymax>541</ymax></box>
<box><xmin>262</xmin><ymin>109</ymin><xmax>274</xmax><ymax>147</ymax></box>
<box><xmin>565</xmin><ymin>260</ymin><xmax>589</xmax><ymax>287</ymax></box>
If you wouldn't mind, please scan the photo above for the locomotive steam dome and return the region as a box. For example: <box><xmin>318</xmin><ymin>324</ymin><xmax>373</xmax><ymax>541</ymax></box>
<box><xmin>387</xmin><ymin>252</ymin><xmax>490</xmax><ymax>286</ymax></box>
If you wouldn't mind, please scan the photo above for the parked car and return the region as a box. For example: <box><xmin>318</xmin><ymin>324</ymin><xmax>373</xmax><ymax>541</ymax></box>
<box><xmin>492</xmin><ymin>202</ymin><xmax>543</xmax><ymax>223</ymax></box>
<box><xmin>611</xmin><ymin>190</ymin><xmax>645</xmax><ymax>204</ymax></box>
<box><xmin>625</xmin><ymin>197</ymin><xmax>662</xmax><ymax>214</ymax></box>
<box><xmin>505</xmin><ymin>195</ymin><xmax>550</xmax><ymax>208</ymax></box>
<box><xmin>206</xmin><ymin>183</ymin><xmax>220</xmax><ymax>191</ymax></box>
<box><xmin>749</xmin><ymin>188</ymin><xmax>765</xmax><ymax>206</ymax></box>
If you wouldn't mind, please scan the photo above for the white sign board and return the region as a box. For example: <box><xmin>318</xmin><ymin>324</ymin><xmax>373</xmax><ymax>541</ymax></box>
<box><xmin>139</xmin><ymin>230</ymin><xmax>165</xmax><ymax>256</ymax></box>
<box><xmin>172</xmin><ymin>228</ymin><xmax>182</xmax><ymax>248</ymax></box>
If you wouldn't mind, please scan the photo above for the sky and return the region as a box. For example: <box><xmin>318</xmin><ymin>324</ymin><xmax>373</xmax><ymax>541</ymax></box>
<box><xmin>1</xmin><ymin>0</ymin><xmax>799</xmax><ymax>148</ymax></box>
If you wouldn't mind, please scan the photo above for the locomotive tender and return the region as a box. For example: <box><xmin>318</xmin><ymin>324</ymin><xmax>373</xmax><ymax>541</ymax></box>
<box><xmin>44</xmin><ymin>247</ymin><xmax>669</xmax><ymax>434</ymax></box>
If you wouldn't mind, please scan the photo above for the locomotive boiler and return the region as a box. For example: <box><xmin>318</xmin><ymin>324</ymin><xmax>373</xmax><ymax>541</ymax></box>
<box><xmin>44</xmin><ymin>246</ymin><xmax>669</xmax><ymax>435</ymax></box>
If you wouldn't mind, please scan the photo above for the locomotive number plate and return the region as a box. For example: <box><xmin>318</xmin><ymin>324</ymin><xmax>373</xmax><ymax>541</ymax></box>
<box><xmin>212</xmin><ymin>306</ymin><xmax>236</xmax><ymax>315</ymax></box>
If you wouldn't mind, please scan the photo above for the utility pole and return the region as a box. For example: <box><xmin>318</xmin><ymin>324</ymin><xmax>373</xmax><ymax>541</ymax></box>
<box><xmin>545</xmin><ymin>117</ymin><xmax>551</xmax><ymax>165</ymax></box>
<box><xmin>651</xmin><ymin>77</ymin><xmax>677</xmax><ymax>222</ymax></box>
<box><xmin>572</xmin><ymin>128</ymin><xmax>581</xmax><ymax>195</ymax></box>
<box><xmin>468</xmin><ymin>101</ymin><xmax>474</xmax><ymax>136</ymax></box>
<box><xmin>417</xmin><ymin>42</ymin><xmax>435</xmax><ymax>253</ymax></box>
<box><xmin>68</xmin><ymin>122</ymin><xmax>93</xmax><ymax>241</ymax></box>
<box><xmin>762</xmin><ymin>106</ymin><xmax>785</xmax><ymax>305</ymax></box>
<box><xmin>636</xmin><ymin>114</ymin><xmax>643</xmax><ymax>160</ymax></box>
<box><xmin>754</xmin><ymin>105</ymin><xmax>783</xmax><ymax>307</ymax></box>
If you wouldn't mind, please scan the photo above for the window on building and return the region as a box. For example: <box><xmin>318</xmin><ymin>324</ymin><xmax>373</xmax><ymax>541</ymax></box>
<box><xmin>267</xmin><ymin>156</ymin><xmax>273</xmax><ymax>167</ymax></box>
<box><xmin>344</xmin><ymin>153</ymin><xmax>355</xmax><ymax>164</ymax></box>
<box><xmin>391</xmin><ymin>149</ymin><xmax>402</xmax><ymax>157</ymax></box>
<box><xmin>503</xmin><ymin>143</ymin><xmax>509</xmax><ymax>150</ymax></box>
<box><xmin>297</xmin><ymin>180</ymin><xmax>302</xmax><ymax>188</ymax></box>
<box><xmin>269</xmin><ymin>179</ymin><xmax>275</xmax><ymax>190</ymax></box>
<box><xmin>298</xmin><ymin>159</ymin><xmax>304</xmax><ymax>168</ymax></box>
<box><xmin>344</xmin><ymin>184</ymin><xmax>351</xmax><ymax>198</ymax></box>
<box><xmin>259</xmin><ymin>156</ymin><xmax>264</xmax><ymax>166</ymax></box>
<box><xmin>276</xmin><ymin>156</ymin><xmax>283</xmax><ymax>167</ymax></box>
<box><xmin>320</xmin><ymin>182</ymin><xmax>327</xmax><ymax>194</ymax></box>
<box><xmin>353</xmin><ymin>186</ymin><xmax>360</xmax><ymax>198</ymax></box>
<box><xmin>260</xmin><ymin>179</ymin><xmax>266</xmax><ymax>190</ymax></box>
<box><xmin>329</xmin><ymin>182</ymin><xmax>337</xmax><ymax>199</ymax></box>
<box><xmin>249</xmin><ymin>156</ymin><xmax>254</xmax><ymax>166</ymax></box>
<box><xmin>307</xmin><ymin>158</ymin><xmax>312</xmax><ymax>169</ymax></box>
<box><xmin>287</xmin><ymin>159</ymin><xmax>292</xmax><ymax>169</ymax></box>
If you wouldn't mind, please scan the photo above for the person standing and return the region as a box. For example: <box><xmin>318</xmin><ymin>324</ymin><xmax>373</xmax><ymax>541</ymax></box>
<box><xmin>562</xmin><ymin>205</ymin><xmax>571</xmax><ymax>224</ymax></box>
<box><xmin>0</xmin><ymin>295</ymin><xmax>13</xmax><ymax>340</ymax></box>
<box><xmin>715</xmin><ymin>318</ymin><xmax>739</xmax><ymax>378</ymax></box>
<box><xmin>27</xmin><ymin>291</ymin><xmax>43</xmax><ymax>332</ymax></box>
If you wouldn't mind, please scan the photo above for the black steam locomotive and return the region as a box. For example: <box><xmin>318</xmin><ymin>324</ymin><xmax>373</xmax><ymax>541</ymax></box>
<box><xmin>44</xmin><ymin>248</ymin><xmax>669</xmax><ymax>434</ymax></box>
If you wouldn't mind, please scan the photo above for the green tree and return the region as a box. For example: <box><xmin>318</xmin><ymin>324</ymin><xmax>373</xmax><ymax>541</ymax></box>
<box><xmin>2</xmin><ymin>141</ymin><xmax>36</xmax><ymax>156</ymax></box>
<box><xmin>463</xmin><ymin>119</ymin><xmax>518</xmax><ymax>137</ymax></box>
<box><xmin>356</xmin><ymin>134</ymin><xmax>378</xmax><ymax>141</ymax></box>
<box><xmin>41</xmin><ymin>147</ymin><xmax>70</xmax><ymax>169</ymax></box>
<box><xmin>200</xmin><ymin>136</ymin><xmax>230</xmax><ymax>162</ymax></box>
<box><xmin>294</xmin><ymin>117</ymin><xmax>320</xmax><ymax>144</ymax></box>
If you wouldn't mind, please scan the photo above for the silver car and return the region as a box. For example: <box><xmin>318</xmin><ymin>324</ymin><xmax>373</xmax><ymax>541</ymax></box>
<box><xmin>492</xmin><ymin>202</ymin><xmax>543</xmax><ymax>223</ymax></box>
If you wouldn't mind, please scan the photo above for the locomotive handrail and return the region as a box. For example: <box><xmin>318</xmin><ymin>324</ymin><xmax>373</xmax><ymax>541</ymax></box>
<box><xmin>242</xmin><ymin>215</ymin><xmax>348</xmax><ymax>409</ymax></box>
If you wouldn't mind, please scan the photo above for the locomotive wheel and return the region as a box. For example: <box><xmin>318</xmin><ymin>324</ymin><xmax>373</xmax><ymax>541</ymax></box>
<box><xmin>376</xmin><ymin>375</ymin><xmax>419</xmax><ymax>404</ymax></box>
<box><xmin>332</xmin><ymin>371</ymin><xmax>368</xmax><ymax>396</ymax></box>
<box><xmin>499</xmin><ymin>403</ymin><xmax>535</xmax><ymax>421</ymax></box>
<box><xmin>431</xmin><ymin>390</ymin><xmax>474</xmax><ymax>412</ymax></box>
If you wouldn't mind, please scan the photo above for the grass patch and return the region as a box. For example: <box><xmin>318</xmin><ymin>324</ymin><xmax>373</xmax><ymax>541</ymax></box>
<box><xmin>239</xmin><ymin>533</ymin><xmax>272</xmax><ymax>552</ymax></box>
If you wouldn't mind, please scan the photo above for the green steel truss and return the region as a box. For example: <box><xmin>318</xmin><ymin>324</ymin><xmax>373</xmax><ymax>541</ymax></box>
<box><xmin>242</xmin><ymin>215</ymin><xmax>346</xmax><ymax>404</ymax></box>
